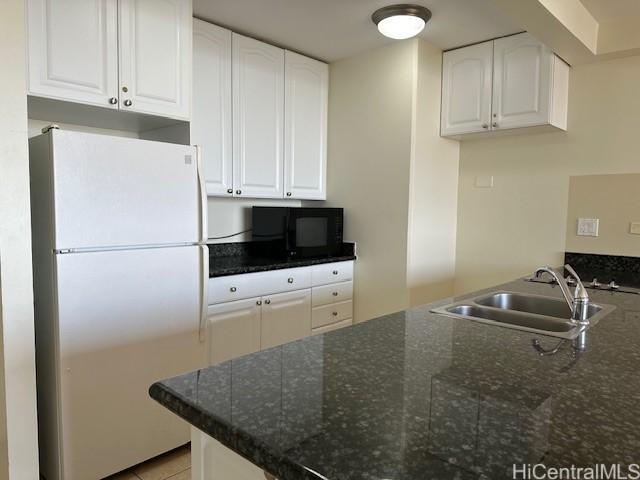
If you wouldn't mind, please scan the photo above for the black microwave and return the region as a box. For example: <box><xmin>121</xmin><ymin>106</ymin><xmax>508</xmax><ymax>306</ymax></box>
<box><xmin>252</xmin><ymin>207</ymin><xmax>344</xmax><ymax>259</ymax></box>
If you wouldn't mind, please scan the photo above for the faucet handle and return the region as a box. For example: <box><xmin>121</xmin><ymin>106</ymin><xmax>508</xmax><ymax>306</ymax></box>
<box><xmin>564</xmin><ymin>264</ymin><xmax>590</xmax><ymax>301</ymax></box>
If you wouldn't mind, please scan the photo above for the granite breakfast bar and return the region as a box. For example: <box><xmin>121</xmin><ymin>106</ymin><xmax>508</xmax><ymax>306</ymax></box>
<box><xmin>149</xmin><ymin>276</ymin><xmax>640</xmax><ymax>480</ymax></box>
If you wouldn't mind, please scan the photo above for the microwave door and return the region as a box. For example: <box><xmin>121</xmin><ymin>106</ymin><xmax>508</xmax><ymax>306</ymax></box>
<box><xmin>288</xmin><ymin>211</ymin><xmax>341</xmax><ymax>258</ymax></box>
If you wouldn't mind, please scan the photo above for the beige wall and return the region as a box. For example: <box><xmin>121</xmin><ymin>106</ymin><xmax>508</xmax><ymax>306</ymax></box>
<box><xmin>455</xmin><ymin>54</ymin><xmax>640</xmax><ymax>295</ymax></box>
<box><xmin>325</xmin><ymin>40</ymin><xmax>415</xmax><ymax>321</ymax></box>
<box><xmin>566</xmin><ymin>174</ymin><xmax>640</xmax><ymax>256</ymax></box>
<box><xmin>407</xmin><ymin>41</ymin><xmax>460</xmax><ymax>306</ymax></box>
<box><xmin>326</xmin><ymin>38</ymin><xmax>458</xmax><ymax>321</ymax></box>
<box><xmin>0</xmin><ymin>0</ymin><xmax>40</xmax><ymax>478</ymax></box>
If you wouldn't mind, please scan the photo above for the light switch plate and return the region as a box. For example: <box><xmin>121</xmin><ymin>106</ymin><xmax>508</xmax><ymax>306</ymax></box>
<box><xmin>474</xmin><ymin>175</ymin><xmax>494</xmax><ymax>188</ymax></box>
<box><xmin>577</xmin><ymin>218</ymin><xmax>599</xmax><ymax>237</ymax></box>
<box><xmin>630</xmin><ymin>222</ymin><xmax>640</xmax><ymax>235</ymax></box>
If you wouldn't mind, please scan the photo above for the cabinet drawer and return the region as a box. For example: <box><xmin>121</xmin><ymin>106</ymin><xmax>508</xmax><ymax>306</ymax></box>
<box><xmin>312</xmin><ymin>318</ymin><xmax>352</xmax><ymax>335</ymax></box>
<box><xmin>311</xmin><ymin>261</ymin><xmax>353</xmax><ymax>286</ymax></box>
<box><xmin>208</xmin><ymin>267</ymin><xmax>311</xmax><ymax>304</ymax></box>
<box><xmin>312</xmin><ymin>281</ymin><xmax>353</xmax><ymax>307</ymax></box>
<box><xmin>312</xmin><ymin>300</ymin><xmax>353</xmax><ymax>329</ymax></box>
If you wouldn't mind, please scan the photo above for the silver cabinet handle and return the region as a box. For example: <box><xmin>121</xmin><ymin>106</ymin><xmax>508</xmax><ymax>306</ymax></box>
<box><xmin>265</xmin><ymin>299</ymin><xmax>271</xmax><ymax>305</ymax></box>
<box><xmin>109</xmin><ymin>97</ymin><xmax>118</xmax><ymax>105</ymax></box>
<box><xmin>332</xmin><ymin>311</ymin><xmax>338</xmax><ymax>316</ymax></box>
<box><xmin>287</xmin><ymin>278</ymin><xmax>294</xmax><ymax>284</ymax></box>
<box><xmin>256</xmin><ymin>300</ymin><xmax>262</xmax><ymax>306</ymax></box>
<box><xmin>227</xmin><ymin>189</ymin><xmax>233</xmax><ymax>194</ymax></box>
<box><xmin>332</xmin><ymin>270</ymin><xmax>339</xmax><ymax>275</ymax></box>
<box><xmin>235</xmin><ymin>189</ymin><xmax>242</xmax><ymax>195</ymax></box>
<box><xmin>123</xmin><ymin>99</ymin><xmax>132</xmax><ymax>107</ymax></box>
<box><xmin>286</xmin><ymin>192</ymin><xmax>292</xmax><ymax>197</ymax></box>
<box><xmin>332</xmin><ymin>292</ymin><xmax>338</xmax><ymax>296</ymax></box>
<box><xmin>482</xmin><ymin>123</ymin><xmax>488</xmax><ymax>129</ymax></box>
<box><xmin>230</xmin><ymin>287</ymin><xmax>237</xmax><ymax>292</ymax></box>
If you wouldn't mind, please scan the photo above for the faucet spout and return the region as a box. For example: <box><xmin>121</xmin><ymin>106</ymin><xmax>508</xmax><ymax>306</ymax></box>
<box><xmin>533</xmin><ymin>265</ymin><xmax>591</xmax><ymax>324</ymax></box>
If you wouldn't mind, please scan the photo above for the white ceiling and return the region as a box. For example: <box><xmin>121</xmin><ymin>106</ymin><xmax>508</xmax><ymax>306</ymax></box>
<box><xmin>193</xmin><ymin>0</ymin><xmax>521</xmax><ymax>62</ymax></box>
<box><xmin>580</xmin><ymin>0</ymin><xmax>640</xmax><ymax>21</ymax></box>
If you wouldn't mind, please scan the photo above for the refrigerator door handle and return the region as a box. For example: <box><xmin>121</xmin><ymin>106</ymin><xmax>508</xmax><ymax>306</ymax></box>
<box><xmin>196</xmin><ymin>145</ymin><xmax>208</xmax><ymax>244</ymax></box>
<box><xmin>199</xmin><ymin>245</ymin><xmax>208</xmax><ymax>342</ymax></box>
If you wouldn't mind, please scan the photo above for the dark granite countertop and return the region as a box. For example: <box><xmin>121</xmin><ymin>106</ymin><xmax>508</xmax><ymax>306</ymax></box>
<box><xmin>208</xmin><ymin>242</ymin><xmax>356</xmax><ymax>278</ymax></box>
<box><xmin>150</xmin><ymin>278</ymin><xmax>640</xmax><ymax>480</ymax></box>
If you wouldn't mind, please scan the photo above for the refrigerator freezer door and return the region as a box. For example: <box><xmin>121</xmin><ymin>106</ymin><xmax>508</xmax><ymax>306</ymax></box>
<box><xmin>53</xmin><ymin>246</ymin><xmax>207</xmax><ymax>479</ymax></box>
<box><xmin>49</xmin><ymin>130</ymin><xmax>200</xmax><ymax>250</ymax></box>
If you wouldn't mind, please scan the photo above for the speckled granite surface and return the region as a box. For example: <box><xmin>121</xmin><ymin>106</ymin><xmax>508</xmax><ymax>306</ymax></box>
<box><xmin>565</xmin><ymin>252</ymin><xmax>640</xmax><ymax>288</ymax></box>
<box><xmin>150</xmin><ymin>278</ymin><xmax>640</xmax><ymax>480</ymax></box>
<box><xmin>207</xmin><ymin>242</ymin><xmax>356</xmax><ymax>278</ymax></box>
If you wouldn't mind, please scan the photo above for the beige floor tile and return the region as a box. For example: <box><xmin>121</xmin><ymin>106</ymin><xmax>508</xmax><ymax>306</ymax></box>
<box><xmin>133</xmin><ymin>445</ymin><xmax>191</xmax><ymax>480</ymax></box>
<box><xmin>167</xmin><ymin>468</ymin><xmax>191</xmax><ymax>480</ymax></box>
<box><xmin>104</xmin><ymin>470</ymin><xmax>140</xmax><ymax>480</ymax></box>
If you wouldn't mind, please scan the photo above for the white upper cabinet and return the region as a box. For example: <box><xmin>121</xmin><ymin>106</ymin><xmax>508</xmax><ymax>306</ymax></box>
<box><xmin>441</xmin><ymin>42</ymin><xmax>493</xmax><ymax>136</ymax></box>
<box><xmin>192</xmin><ymin>19</ymin><xmax>232</xmax><ymax>196</ymax></box>
<box><xmin>27</xmin><ymin>0</ymin><xmax>191</xmax><ymax>120</ymax></box>
<box><xmin>284</xmin><ymin>51</ymin><xmax>328</xmax><ymax>200</ymax></box>
<box><xmin>232</xmin><ymin>33</ymin><xmax>285</xmax><ymax>199</ymax></box>
<box><xmin>192</xmin><ymin>21</ymin><xmax>329</xmax><ymax>200</ymax></box>
<box><xmin>441</xmin><ymin>32</ymin><xmax>569</xmax><ymax>138</ymax></box>
<box><xmin>27</xmin><ymin>0</ymin><xmax>119</xmax><ymax>108</ymax></box>
<box><xmin>492</xmin><ymin>33</ymin><xmax>553</xmax><ymax>130</ymax></box>
<box><xmin>118</xmin><ymin>0</ymin><xmax>191</xmax><ymax>120</ymax></box>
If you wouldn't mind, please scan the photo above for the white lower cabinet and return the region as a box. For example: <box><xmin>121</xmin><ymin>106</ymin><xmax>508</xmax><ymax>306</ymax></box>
<box><xmin>207</xmin><ymin>261</ymin><xmax>354</xmax><ymax>365</ymax></box>
<box><xmin>207</xmin><ymin>298</ymin><xmax>261</xmax><ymax>365</ymax></box>
<box><xmin>261</xmin><ymin>289</ymin><xmax>311</xmax><ymax>350</ymax></box>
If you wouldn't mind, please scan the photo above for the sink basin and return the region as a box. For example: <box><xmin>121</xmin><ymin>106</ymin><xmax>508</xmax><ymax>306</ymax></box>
<box><xmin>432</xmin><ymin>290</ymin><xmax>615</xmax><ymax>339</ymax></box>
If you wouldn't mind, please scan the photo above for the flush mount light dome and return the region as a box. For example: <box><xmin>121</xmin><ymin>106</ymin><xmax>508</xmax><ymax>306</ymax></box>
<box><xmin>372</xmin><ymin>4</ymin><xmax>432</xmax><ymax>40</ymax></box>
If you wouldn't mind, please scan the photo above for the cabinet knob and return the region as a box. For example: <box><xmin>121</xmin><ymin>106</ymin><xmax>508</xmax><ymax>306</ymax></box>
<box><xmin>492</xmin><ymin>122</ymin><xmax>498</xmax><ymax>128</ymax></box>
<box><xmin>123</xmin><ymin>99</ymin><xmax>132</xmax><ymax>107</ymax></box>
<box><xmin>256</xmin><ymin>300</ymin><xmax>262</xmax><ymax>306</ymax></box>
<box><xmin>332</xmin><ymin>311</ymin><xmax>338</xmax><ymax>316</ymax></box>
<box><xmin>230</xmin><ymin>287</ymin><xmax>237</xmax><ymax>292</ymax></box>
<box><xmin>286</xmin><ymin>192</ymin><xmax>292</xmax><ymax>197</ymax></box>
<box><xmin>332</xmin><ymin>270</ymin><xmax>339</xmax><ymax>275</ymax></box>
<box><xmin>332</xmin><ymin>292</ymin><xmax>339</xmax><ymax>296</ymax></box>
<box><xmin>482</xmin><ymin>124</ymin><xmax>488</xmax><ymax>129</ymax></box>
<box><xmin>287</xmin><ymin>278</ymin><xmax>294</xmax><ymax>284</ymax></box>
<box><xmin>108</xmin><ymin>97</ymin><xmax>118</xmax><ymax>105</ymax></box>
<box><xmin>265</xmin><ymin>299</ymin><xmax>271</xmax><ymax>305</ymax></box>
<box><xmin>235</xmin><ymin>189</ymin><xmax>242</xmax><ymax>195</ymax></box>
<box><xmin>227</xmin><ymin>189</ymin><xmax>233</xmax><ymax>194</ymax></box>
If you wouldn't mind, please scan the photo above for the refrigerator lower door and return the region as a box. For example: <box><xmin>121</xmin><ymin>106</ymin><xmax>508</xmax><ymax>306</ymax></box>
<box><xmin>52</xmin><ymin>246</ymin><xmax>207</xmax><ymax>480</ymax></box>
<box><xmin>48</xmin><ymin>130</ymin><xmax>202</xmax><ymax>250</ymax></box>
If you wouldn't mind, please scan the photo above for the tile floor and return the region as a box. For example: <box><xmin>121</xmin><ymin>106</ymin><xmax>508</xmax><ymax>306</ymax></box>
<box><xmin>106</xmin><ymin>443</ymin><xmax>191</xmax><ymax>480</ymax></box>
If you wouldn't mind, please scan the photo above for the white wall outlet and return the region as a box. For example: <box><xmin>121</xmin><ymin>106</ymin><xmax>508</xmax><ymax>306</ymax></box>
<box><xmin>474</xmin><ymin>175</ymin><xmax>494</xmax><ymax>188</ymax></box>
<box><xmin>630</xmin><ymin>222</ymin><xmax>640</xmax><ymax>235</ymax></box>
<box><xmin>577</xmin><ymin>218</ymin><xmax>599</xmax><ymax>237</ymax></box>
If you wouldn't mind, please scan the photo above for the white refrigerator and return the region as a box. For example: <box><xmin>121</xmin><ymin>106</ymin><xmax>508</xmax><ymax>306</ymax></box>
<box><xmin>29</xmin><ymin>129</ymin><xmax>209</xmax><ymax>480</ymax></box>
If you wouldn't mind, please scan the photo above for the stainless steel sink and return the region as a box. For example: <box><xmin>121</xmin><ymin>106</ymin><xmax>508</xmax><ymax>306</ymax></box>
<box><xmin>431</xmin><ymin>291</ymin><xmax>615</xmax><ymax>339</ymax></box>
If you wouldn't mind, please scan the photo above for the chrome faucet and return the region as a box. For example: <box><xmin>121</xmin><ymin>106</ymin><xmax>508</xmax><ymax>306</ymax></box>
<box><xmin>534</xmin><ymin>265</ymin><xmax>591</xmax><ymax>325</ymax></box>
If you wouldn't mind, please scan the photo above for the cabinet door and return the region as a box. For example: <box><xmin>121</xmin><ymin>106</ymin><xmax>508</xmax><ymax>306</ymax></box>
<box><xmin>284</xmin><ymin>51</ymin><xmax>328</xmax><ymax>200</ymax></box>
<box><xmin>441</xmin><ymin>42</ymin><xmax>493</xmax><ymax>136</ymax></box>
<box><xmin>492</xmin><ymin>33</ymin><xmax>553</xmax><ymax>130</ymax></box>
<box><xmin>232</xmin><ymin>33</ymin><xmax>285</xmax><ymax>199</ymax></box>
<box><xmin>118</xmin><ymin>0</ymin><xmax>192</xmax><ymax>120</ymax></box>
<box><xmin>261</xmin><ymin>289</ymin><xmax>311</xmax><ymax>350</ymax></box>
<box><xmin>27</xmin><ymin>0</ymin><xmax>119</xmax><ymax>108</ymax></box>
<box><xmin>192</xmin><ymin>19</ymin><xmax>233</xmax><ymax>197</ymax></box>
<box><xmin>207</xmin><ymin>298</ymin><xmax>261</xmax><ymax>365</ymax></box>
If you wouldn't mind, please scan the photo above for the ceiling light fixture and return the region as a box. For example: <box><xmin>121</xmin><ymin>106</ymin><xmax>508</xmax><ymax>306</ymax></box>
<box><xmin>371</xmin><ymin>4</ymin><xmax>432</xmax><ymax>40</ymax></box>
